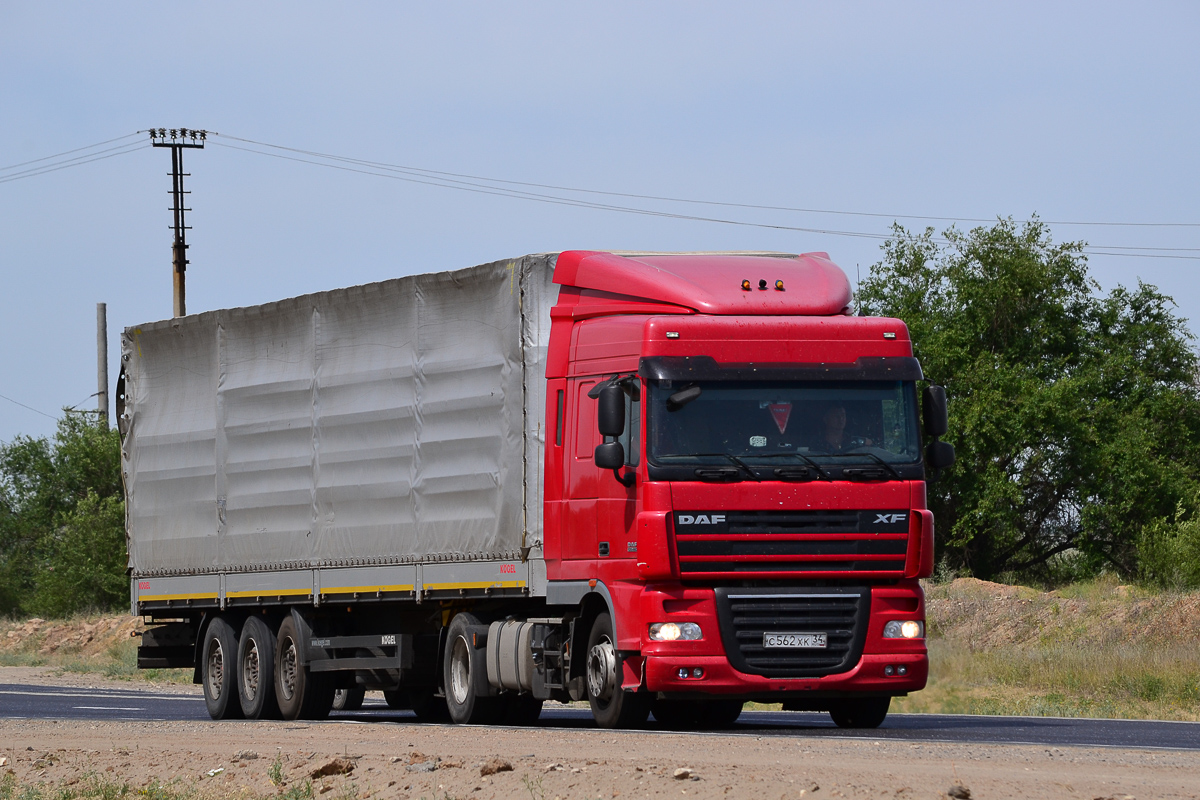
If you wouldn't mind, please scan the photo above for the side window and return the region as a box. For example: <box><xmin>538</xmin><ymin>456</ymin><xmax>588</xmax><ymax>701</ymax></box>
<box><xmin>619</xmin><ymin>395</ymin><xmax>640</xmax><ymax>467</ymax></box>
<box><xmin>575</xmin><ymin>381</ymin><xmax>597</xmax><ymax>459</ymax></box>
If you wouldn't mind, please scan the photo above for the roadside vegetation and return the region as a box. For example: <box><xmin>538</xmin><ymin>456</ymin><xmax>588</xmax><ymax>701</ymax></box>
<box><xmin>892</xmin><ymin>576</ymin><xmax>1200</xmax><ymax>721</ymax></box>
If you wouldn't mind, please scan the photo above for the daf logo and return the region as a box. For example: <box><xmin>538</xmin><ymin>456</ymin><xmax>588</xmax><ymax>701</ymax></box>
<box><xmin>874</xmin><ymin>513</ymin><xmax>907</xmax><ymax>524</ymax></box>
<box><xmin>678</xmin><ymin>514</ymin><xmax>725</xmax><ymax>525</ymax></box>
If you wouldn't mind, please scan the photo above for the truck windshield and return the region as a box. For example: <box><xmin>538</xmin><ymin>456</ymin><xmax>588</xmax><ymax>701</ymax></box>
<box><xmin>646</xmin><ymin>379</ymin><xmax>921</xmax><ymax>479</ymax></box>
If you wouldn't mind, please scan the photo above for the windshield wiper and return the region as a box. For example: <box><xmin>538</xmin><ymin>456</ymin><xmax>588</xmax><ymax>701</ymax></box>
<box><xmin>747</xmin><ymin>452</ymin><xmax>833</xmax><ymax>482</ymax></box>
<box><xmin>806</xmin><ymin>449</ymin><xmax>903</xmax><ymax>481</ymax></box>
<box><xmin>852</xmin><ymin>451</ymin><xmax>903</xmax><ymax>480</ymax></box>
<box><xmin>687</xmin><ymin>453</ymin><xmax>762</xmax><ymax>482</ymax></box>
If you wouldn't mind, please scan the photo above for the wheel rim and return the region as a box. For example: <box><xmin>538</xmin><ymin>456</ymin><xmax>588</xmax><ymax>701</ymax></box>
<box><xmin>206</xmin><ymin>639</ymin><xmax>225</xmax><ymax>701</ymax></box>
<box><xmin>241</xmin><ymin>640</ymin><xmax>260</xmax><ymax>702</ymax></box>
<box><xmin>587</xmin><ymin>636</ymin><xmax>617</xmax><ymax>703</ymax></box>
<box><xmin>279</xmin><ymin>638</ymin><xmax>299</xmax><ymax>702</ymax></box>
<box><xmin>449</xmin><ymin>636</ymin><xmax>471</xmax><ymax>705</ymax></box>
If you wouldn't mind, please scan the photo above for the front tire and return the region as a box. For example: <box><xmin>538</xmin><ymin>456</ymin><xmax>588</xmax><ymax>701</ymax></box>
<box><xmin>202</xmin><ymin>617</ymin><xmax>244</xmax><ymax>720</ymax></box>
<box><xmin>274</xmin><ymin>615</ymin><xmax>335</xmax><ymax>720</ymax></box>
<box><xmin>829</xmin><ymin>697</ymin><xmax>890</xmax><ymax>729</ymax></box>
<box><xmin>443</xmin><ymin>612</ymin><xmax>503</xmax><ymax>724</ymax></box>
<box><xmin>585</xmin><ymin>612</ymin><xmax>650</xmax><ymax>729</ymax></box>
<box><xmin>237</xmin><ymin>616</ymin><xmax>281</xmax><ymax>719</ymax></box>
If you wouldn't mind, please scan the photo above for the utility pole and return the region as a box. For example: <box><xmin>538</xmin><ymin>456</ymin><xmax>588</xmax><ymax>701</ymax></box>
<box><xmin>150</xmin><ymin>128</ymin><xmax>206</xmax><ymax>317</ymax></box>
<box><xmin>97</xmin><ymin>303</ymin><xmax>109</xmax><ymax>430</ymax></box>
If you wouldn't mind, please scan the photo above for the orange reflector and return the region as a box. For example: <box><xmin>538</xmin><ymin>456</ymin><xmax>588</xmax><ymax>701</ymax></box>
<box><xmin>588</xmin><ymin>578</ymin><xmax>597</xmax><ymax>588</ymax></box>
<box><xmin>741</xmin><ymin>279</ymin><xmax>751</xmax><ymax>290</ymax></box>
<box><xmin>775</xmin><ymin>280</ymin><xmax>785</xmax><ymax>290</ymax></box>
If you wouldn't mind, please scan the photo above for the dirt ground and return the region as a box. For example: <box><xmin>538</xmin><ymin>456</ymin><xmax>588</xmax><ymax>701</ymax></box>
<box><xmin>1</xmin><ymin>711</ymin><xmax>1193</xmax><ymax>800</ymax></box>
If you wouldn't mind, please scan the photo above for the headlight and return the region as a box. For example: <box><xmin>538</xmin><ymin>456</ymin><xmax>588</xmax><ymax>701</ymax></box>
<box><xmin>648</xmin><ymin>622</ymin><xmax>702</xmax><ymax>641</ymax></box>
<box><xmin>883</xmin><ymin>620</ymin><xmax>924</xmax><ymax>639</ymax></box>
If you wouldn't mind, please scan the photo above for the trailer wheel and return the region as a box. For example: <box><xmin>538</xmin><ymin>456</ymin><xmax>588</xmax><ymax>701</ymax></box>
<box><xmin>585</xmin><ymin>612</ymin><xmax>650</xmax><ymax>729</ymax></box>
<box><xmin>274</xmin><ymin>616</ymin><xmax>335</xmax><ymax>720</ymax></box>
<box><xmin>332</xmin><ymin>686</ymin><xmax>366</xmax><ymax>711</ymax></box>
<box><xmin>443</xmin><ymin>612</ymin><xmax>502</xmax><ymax>724</ymax></box>
<box><xmin>201</xmin><ymin>617</ymin><xmax>244</xmax><ymax>720</ymax></box>
<box><xmin>501</xmin><ymin>694</ymin><xmax>544</xmax><ymax>726</ymax></box>
<box><xmin>829</xmin><ymin>697</ymin><xmax>890</xmax><ymax>729</ymax></box>
<box><xmin>237</xmin><ymin>616</ymin><xmax>281</xmax><ymax>719</ymax></box>
<box><xmin>651</xmin><ymin>698</ymin><xmax>742</xmax><ymax>729</ymax></box>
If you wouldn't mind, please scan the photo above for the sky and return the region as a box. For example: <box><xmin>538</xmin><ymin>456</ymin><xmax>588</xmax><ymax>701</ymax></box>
<box><xmin>1</xmin><ymin>2</ymin><xmax>1198</xmax><ymax>444</ymax></box>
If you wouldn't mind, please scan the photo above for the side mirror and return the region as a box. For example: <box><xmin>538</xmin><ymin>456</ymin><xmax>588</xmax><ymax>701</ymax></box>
<box><xmin>922</xmin><ymin>385</ymin><xmax>949</xmax><ymax>438</ymax></box>
<box><xmin>926</xmin><ymin>440</ymin><xmax>956</xmax><ymax>470</ymax></box>
<box><xmin>595</xmin><ymin>441</ymin><xmax>625</xmax><ymax>470</ymax></box>
<box><xmin>597</xmin><ymin>385</ymin><xmax>625</xmax><ymax>437</ymax></box>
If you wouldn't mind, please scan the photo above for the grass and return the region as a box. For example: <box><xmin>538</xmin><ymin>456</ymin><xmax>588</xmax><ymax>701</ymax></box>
<box><xmin>0</xmin><ymin>613</ymin><xmax>191</xmax><ymax>685</ymax></box>
<box><xmin>890</xmin><ymin>575</ymin><xmax>1200</xmax><ymax>721</ymax></box>
<box><xmin>0</xmin><ymin>772</ymin><xmax>323</xmax><ymax>800</ymax></box>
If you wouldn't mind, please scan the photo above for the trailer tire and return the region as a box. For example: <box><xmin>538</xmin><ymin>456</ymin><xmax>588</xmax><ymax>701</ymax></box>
<box><xmin>443</xmin><ymin>612</ymin><xmax>502</xmax><ymax>724</ymax></box>
<box><xmin>201</xmin><ymin>617</ymin><xmax>244</xmax><ymax>720</ymax></box>
<box><xmin>237</xmin><ymin>616</ymin><xmax>281</xmax><ymax>719</ymax></box>
<box><xmin>829</xmin><ymin>697</ymin><xmax>890</xmax><ymax>729</ymax></box>
<box><xmin>585</xmin><ymin>613</ymin><xmax>650</xmax><ymax>729</ymax></box>
<box><xmin>332</xmin><ymin>686</ymin><xmax>365</xmax><ymax>711</ymax></box>
<box><xmin>652</xmin><ymin>698</ymin><xmax>743</xmax><ymax>729</ymax></box>
<box><xmin>501</xmin><ymin>694</ymin><xmax>544</xmax><ymax>726</ymax></box>
<box><xmin>274</xmin><ymin>616</ymin><xmax>335</xmax><ymax>720</ymax></box>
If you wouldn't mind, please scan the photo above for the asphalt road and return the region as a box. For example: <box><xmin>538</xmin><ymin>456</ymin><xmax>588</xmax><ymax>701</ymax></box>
<box><xmin>3</xmin><ymin>682</ymin><xmax>1197</xmax><ymax>751</ymax></box>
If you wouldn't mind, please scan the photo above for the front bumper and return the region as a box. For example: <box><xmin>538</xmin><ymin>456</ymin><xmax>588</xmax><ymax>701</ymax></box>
<box><xmin>636</xmin><ymin>580</ymin><xmax>928</xmax><ymax>699</ymax></box>
<box><xmin>644</xmin><ymin>651</ymin><xmax>927</xmax><ymax>698</ymax></box>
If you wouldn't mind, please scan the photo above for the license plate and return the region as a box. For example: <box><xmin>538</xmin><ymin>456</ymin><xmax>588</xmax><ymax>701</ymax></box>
<box><xmin>763</xmin><ymin>632</ymin><xmax>827</xmax><ymax>649</ymax></box>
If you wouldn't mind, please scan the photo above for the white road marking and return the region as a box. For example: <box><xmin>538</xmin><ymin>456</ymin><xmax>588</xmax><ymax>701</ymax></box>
<box><xmin>73</xmin><ymin>706</ymin><xmax>145</xmax><ymax>711</ymax></box>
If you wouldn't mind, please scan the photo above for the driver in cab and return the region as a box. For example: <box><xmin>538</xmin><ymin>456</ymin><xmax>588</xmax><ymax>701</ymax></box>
<box><xmin>814</xmin><ymin>404</ymin><xmax>872</xmax><ymax>453</ymax></box>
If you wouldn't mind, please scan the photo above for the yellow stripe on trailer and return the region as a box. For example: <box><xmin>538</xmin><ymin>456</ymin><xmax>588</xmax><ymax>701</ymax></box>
<box><xmin>138</xmin><ymin>592</ymin><xmax>218</xmax><ymax>602</ymax></box>
<box><xmin>423</xmin><ymin>581</ymin><xmax>526</xmax><ymax>591</ymax></box>
<box><xmin>224</xmin><ymin>588</ymin><xmax>314</xmax><ymax>599</ymax></box>
<box><xmin>318</xmin><ymin>584</ymin><xmax>415</xmax><ymax>595</ymax></box>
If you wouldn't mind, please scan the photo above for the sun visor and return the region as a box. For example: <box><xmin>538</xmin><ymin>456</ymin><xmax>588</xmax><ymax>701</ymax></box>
<box><xmin>639</xmin><ymin>355</ymin><xmax>924</xmax><ymax>382</ymax></box>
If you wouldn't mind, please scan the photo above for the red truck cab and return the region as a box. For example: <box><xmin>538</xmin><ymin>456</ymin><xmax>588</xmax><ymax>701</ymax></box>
<box><xmin>541</xmin><ymin>250</ymin><xmax>952</xmax><ymax>728</ymax></box>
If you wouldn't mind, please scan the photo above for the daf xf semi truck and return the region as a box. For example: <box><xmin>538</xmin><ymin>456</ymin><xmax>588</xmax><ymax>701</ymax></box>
<box><xmin>123</xmin><ymin>250</ymin><xmax>954</xmax><ymax>729</ymax></box>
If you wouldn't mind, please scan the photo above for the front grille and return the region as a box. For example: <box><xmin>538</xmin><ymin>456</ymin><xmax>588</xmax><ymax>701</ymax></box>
<box><xmin>715</xmin><ymin>587</ymin><xmax>869</xmax><ymax>678</ymax></box>
<box><xmin>675</xmin><ymin>510</ymin><xmax>910</xmax><ymax>577</ymax></box>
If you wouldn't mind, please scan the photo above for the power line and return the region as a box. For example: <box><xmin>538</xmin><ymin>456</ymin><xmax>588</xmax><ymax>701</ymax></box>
<box><xmin>216</xmin><ymin>133</ymin><xmax>1200</xmax><ymax>230</ymax></box>
<box><xmin>0</xmin><ymin>393</ymin><xmax>58</xmax><ymax>421</ymax></box>
<box><xmin>209</xmin><ymin>139</ymin><xmax>907</xmax><ymax>242</ymax></box>
<box><xmin>0</xmin><ymin>132</ymin><xmax>141</xmax><ymax>173</ymax></box>
<box><xmin>0</xmin><ymin>141</ymin><xmax>149</xmax><ymax>185</ymax></box>
<box><xmin>210</xmin><ymin>136</ymin><xmax>1200</xmax><ymax>260</ymax></box>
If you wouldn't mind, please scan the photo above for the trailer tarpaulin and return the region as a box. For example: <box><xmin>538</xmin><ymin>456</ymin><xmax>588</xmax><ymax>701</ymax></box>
<box><xmin>122</xmin><ymin>254</ymin><xmax>558</xmax><ymax>575</ymax></box>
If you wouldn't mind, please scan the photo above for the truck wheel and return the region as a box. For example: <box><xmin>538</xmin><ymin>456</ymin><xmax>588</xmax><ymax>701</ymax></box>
<box><xmin>201</xmin><ymin>617</ymin><xmax>244</xmax><ymax>720</ymax></box>
<box><xmin>274</xmin><ymin>616</ymin><xmax>335</xmax><ymax>720</ymax></box>
<box><xmin>829</xmin><ymin>697</ymin><xmax>890</xmax><ymax>729</ymax></box>
<box><xmin>382</xmin><ymin>687</ymin><xmax>449</xmax><ymax>721</ymax></box>
<box><xmin>443</xmin><ymin>612</ymin><xmax>503</xmax><ymax>724</ymax></box>
<box><xmin>652</xmin><ymin>698</ymin><xmax>742</xmax><ymax>729</ymax></box>
<box><xmin>332</xmin><ymin>686</ymin><xmax>366</xmax><ymax>711</ymax></box>
<box><xmin>501</xmin><ymin>694</ymin><xmax>544</xmax><ymax>726</ymax></box>
<box><xmin>585</xmin><ymin>612</ymin><xmax>650</xmax><ymax>729</ymax></box>
<box><xmin>237</xmin><ymin>616</ymin><xmax>281</xmax><ymax>719</ymax></box>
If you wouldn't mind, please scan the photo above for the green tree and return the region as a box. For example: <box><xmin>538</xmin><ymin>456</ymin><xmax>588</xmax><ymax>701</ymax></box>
<box><xmin>857</xmin><ymin>218</ymin><xmax>1200</xmax><ymax>583</ymax></box>
<box><xmin>0</xmin><ymin>415</ymin><xmax>125</xmax><ymax>615</ymax></box>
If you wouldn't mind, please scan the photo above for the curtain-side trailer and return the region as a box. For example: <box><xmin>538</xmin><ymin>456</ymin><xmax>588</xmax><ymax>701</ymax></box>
<box><xmin>123</xmin><ymin>250</ymin><xmax>954</xmax><ymax>728</ymax></box>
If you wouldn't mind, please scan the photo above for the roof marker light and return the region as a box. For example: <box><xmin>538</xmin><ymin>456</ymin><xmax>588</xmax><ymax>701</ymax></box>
<box><xmin>758</xmin><ymin>279</ymin><xmax>768</xmax><ymax>290</ymax></box>
<box><xmin>741</xmin><ymin>280</ymin><xmax>751</xmax><ymax>291</ymax></box>
<box><xmin>665</xmin><ymin>331</ymin><xmax>680</xmax><ymax>339</ymax></box>
<box><xmin>775</xmin><ymin>280</ymin><xmax>785</xmax><ymax>291</ymax></box>
<box><xmin>883</xmin><ymin>332</ymin><xmax>897</xmax><ymax>340</ymax></box>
